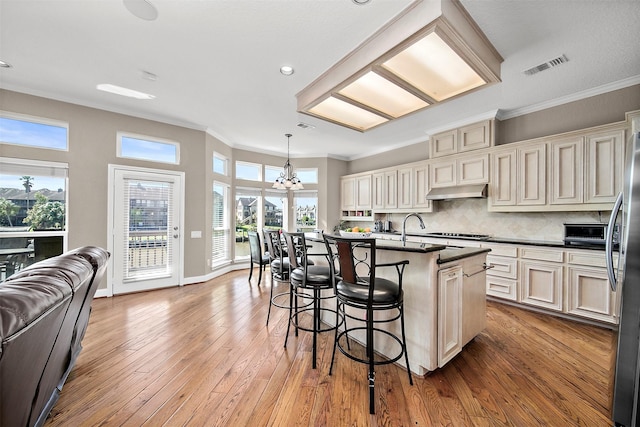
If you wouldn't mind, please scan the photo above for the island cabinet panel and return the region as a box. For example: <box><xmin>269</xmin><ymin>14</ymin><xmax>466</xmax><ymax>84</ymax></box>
<box><xmin>438</xmin><ymin>266</ymin><xmax>462</xmax><ymax>367</ymax></box>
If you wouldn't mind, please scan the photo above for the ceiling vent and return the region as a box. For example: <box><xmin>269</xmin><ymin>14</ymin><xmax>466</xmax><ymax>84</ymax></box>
<box><xmin>296</xmin><ymin>122</ymin><xmax>315</xmax><ymax>130</ymax></box>
<box><xmin>523</xmin><ymin>54</ymin><xmax>569</xmax><ymax>76</ymax></box>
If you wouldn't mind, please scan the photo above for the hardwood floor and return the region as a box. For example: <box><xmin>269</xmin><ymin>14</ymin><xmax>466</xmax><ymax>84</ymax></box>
<box><xmin>45</xmin><ymin>269</ymin><xmax>614</xmax><ymax>426</ymax></box>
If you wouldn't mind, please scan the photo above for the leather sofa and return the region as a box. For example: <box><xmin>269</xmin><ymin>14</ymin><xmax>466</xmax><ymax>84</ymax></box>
<box><xmin>0</xmin><ymin>246</ymin><xmax>109</xmax><ymax>427</ymax></box>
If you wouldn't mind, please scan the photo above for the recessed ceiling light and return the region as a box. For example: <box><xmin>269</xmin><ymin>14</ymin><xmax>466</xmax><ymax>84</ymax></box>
<box><xmin>352</xmin><ymin>0</ymin><xmax>371</xmax><ymax>5</ymax></box>
<box><xmin>123</xmin><ymin>0</ymin><xmax>158</xmax><ymax>21</ymax></box>
<box><xmin>0</xmin><ymin>60</ymin><xmax>13</xmax><ymax>68</ymax></box>
<box><xmin>97</xmin><ymin>84</ymin><xmax>155</xmax><ymax>100</ymax></box>
<box><xmin>280</xmin><ymin>65</ymin><xmax>294</xmax><ymax>76</ymax></box>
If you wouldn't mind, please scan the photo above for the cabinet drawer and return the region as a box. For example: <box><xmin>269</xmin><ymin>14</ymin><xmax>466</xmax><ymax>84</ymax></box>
<box><xmin>486</xmin><ymin>255</ymin><xmax>518</xmax><ymax>279</ymax></box>
<box><xmin>520</xmin><ymin>247</ymin><xmax>564</xmax><ymax>263</ymax></box>
<box><xmin>566</xmin><ymin>250</ymin><xmax>606</xmax><ymax>268</ymax></box>
<box><xmin>481</xmin><ymin>243</ymin><xmax>518</xmax><ymax>258</ymax></box>
<box><xmin>486</xmin><ymin>276</ymin><xmax>518</xmax><ymax>301</ymax></box>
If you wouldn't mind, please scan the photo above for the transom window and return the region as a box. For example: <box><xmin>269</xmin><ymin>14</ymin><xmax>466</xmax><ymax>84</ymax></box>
<box><xmin>0</xmin><ymin>112</ymin><xmax>68</xmax><ymax>151</ymax></box>
<box><xmin>295</xmin><ymin>168</ymin><xmax>318</xmax><ymax>184</ymax></box>
<box><xmin>118</xmin><ymin>132</ymin><xmax>180</xmax><ymax>165</ymax></box>
<box><xmin>213</xmin><ymin>152</ymin><xmax>228</xmax><ymax>176</ymax></box>
<box><xmin>235</xmin><ymin>161</ymin><xmax>261</xmax><ymax>181</ymax></box>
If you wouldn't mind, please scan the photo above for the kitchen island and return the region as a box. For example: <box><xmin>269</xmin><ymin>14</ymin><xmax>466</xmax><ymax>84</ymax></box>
<box><xmin>304</xmin><ymin>233</ymin><xmax>490</xmax><ymax>375</ymax></box>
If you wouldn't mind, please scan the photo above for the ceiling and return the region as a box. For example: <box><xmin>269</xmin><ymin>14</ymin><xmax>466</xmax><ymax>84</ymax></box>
<box><xmin>1</xmin><ymin>0</ymin><xmax>639</xmax><ymax>161</ymax></box>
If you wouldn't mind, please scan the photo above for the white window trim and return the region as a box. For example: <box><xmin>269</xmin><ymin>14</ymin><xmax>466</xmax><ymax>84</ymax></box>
<box><xmin>0</xmin><ymin>110</ymin><xmax>69</xmax><ymax>151</ymax></box>
<box><xmin>117</xmin><ymin>131</ymin><xmax>180</xmax><ymax>165</ymax></box>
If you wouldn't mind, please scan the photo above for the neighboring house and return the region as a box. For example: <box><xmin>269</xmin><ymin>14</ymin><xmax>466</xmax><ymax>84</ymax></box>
<box><xmin>0</xmin><ymin>188</ymin><xmax>66</xmax><ymax>227</ymax></box>
<box><xmin>236</xmin><ymin>197</ymin><xmax>281</xmax><ymax>227</ymax></box>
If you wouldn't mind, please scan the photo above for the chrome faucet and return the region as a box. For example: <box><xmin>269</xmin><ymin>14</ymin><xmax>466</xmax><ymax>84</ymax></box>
<box><xmin>401</xmin><ymin>213</ymin><xmax>425</xmax><ymax>245</ymax></box>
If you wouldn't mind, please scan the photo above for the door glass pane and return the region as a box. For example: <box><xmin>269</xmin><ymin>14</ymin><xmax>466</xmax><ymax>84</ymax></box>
<box><xmin>123</xmin><ymin>178</ymin><xmax>172</xmax><ymax>280</ymax></box>
<box><xmin>235</xmin><ymin>188</ymin><xmax>260</xmax><ymax>258</ymax></box>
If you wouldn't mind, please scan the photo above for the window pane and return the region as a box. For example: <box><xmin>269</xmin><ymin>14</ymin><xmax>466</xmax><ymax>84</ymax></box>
<box><xmin>0</xmin><ymin>160</ymin><xmax>67</xmax><ymax>232</ymax></box>
<box><xmin>213</xmin><ymin>153</ymin><xmax>227</xmax><ymax>175</ymax></box>
<box><xmin>0</xmin><ymin>115</ymin><xmax>68</xmax><ymax>150</ymax></box>
<box><xmin>235</xmin><ymin>188</ymin><xmax>261</xmax><ymax>259</ymax></box>
<box><xmin>212</xmin><ymin>182</ymin><xmax>230</xmax><ymax>265</ymax></box>
<box><xmin>235</xmin><ymin>161</ymin><xmax>261</xmax><ymax>181</ymax></box>
<box><xmin>264</xmin><ymin>165</ymin><xmax>282</xmax><ymax>183</ymax></box>
<box><xmin>296</xmin><ymin>168</ymin><xmax>318</xmax><ymax>184</ymax></box>
<box><xmin>119</xmin><ymin>135</ymin><xmax>179</xmax><ymax>164</ymax></box>
<box><xmin>293</xmin><ymin>191</ymin><xmax>318</xmax><ymax>231</ymax></box>
<box><xmin>264</xmin><ymin>191</ymin><xmax>285</xmax><ymax>230</ymax></box>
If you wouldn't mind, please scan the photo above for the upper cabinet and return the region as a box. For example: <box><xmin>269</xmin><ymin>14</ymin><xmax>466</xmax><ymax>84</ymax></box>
<box><xmin>430</xmin><ymin>153</ymin><xmax>489</xmax><ymax>188</ymax></box>
<box><xmin>430</xmin><ymin>119</ymin><xmax>494</xmax><ymax>159</ymax></box>
<box><xmin>489</xmin><ymin>122</ymin><xmax>627</xmax><ymax>212</ymax></box>
<box><xmin>370</xmin><ymin>163</ymin><xmax>433</xmax><ymax>213</ymax></box>
<box><xmin>341</xmin><ymin>173</ymin><xmax>372</xmax><ymax>219</ymax></box>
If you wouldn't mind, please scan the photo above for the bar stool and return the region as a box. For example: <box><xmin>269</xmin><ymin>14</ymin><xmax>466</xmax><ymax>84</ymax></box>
<box><xmin>282</xmin><ymin>232</ymin><xmax>340</xmax><ymax>369</ymax></box>
<box><xmin>248</xmin><ymin>231</ymin><xmax>269</xmax><ymax>285</ymax></box>
<box><xmin>263</xmin><ymin>229</ymin><xmax>290</xmax><ymax>325</ymax></box>
<box><xmin>322</xmin><ymin>234</ymin><xmax>413</xmax><ymax>414</ymax></box>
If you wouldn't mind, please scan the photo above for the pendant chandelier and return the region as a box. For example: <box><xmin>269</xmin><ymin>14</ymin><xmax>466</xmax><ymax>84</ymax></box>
<box><xmin>273</xmin><ymin>133</ymin><xmax>303</xmax><ymax>190</ymax></box>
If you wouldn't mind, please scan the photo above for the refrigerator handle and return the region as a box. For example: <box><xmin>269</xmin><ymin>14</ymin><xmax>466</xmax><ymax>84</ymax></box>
<box><xmin>606</xmin><ymin>191</ymin><xmax>623</xmax><ymax>291</ymax></box>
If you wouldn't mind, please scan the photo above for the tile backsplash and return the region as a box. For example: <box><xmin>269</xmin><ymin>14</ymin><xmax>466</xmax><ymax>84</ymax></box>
<box><xmin>360</xmin><ymin>198</ymin><xmax>609</xmax><ymax>242</ymax></box>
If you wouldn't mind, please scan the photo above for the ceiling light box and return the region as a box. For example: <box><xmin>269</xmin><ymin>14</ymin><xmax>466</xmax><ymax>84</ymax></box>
<box><xmin>296</xmin><ymin>0</ymin><xmax>503</xmax><ymax>132</ymax></box>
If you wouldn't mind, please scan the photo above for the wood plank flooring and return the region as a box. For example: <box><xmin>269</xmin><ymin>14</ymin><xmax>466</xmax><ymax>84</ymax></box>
<box><xmin>45</xmin><ymin>269</ymin><xmax>615</xmax><ymax>426</ymax></box>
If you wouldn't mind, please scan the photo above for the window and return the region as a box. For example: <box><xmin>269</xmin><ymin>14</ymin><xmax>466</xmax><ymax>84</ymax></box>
<box><xmin>293</xmin><ymin>190</ymin><xmax>318</xmax><ymax>231</ymax></box>
<box><xmin>213</xmin><ymin>152</ymin><xmax>228</xmax><ymax>175</ymax></box>
<box><xmin>235</xmin><ymin>187</ymin><xmax>261</xmax><ymax>259</ymax></box>
<box><xmin>295</xmin><ymin>168</ymin><xmax>318</xmax><ymax>184</ymax></box>
<box><xmin>118</xmin><ymin>132</ymin><xmax>180</xmax><ymax>164</ymax></box>
<box><xmin>264</xmin><ymin>165</ymin><xmax>283</xmax><ymax>183</ymax></box>
<box><xmin>0</xmin><ymin>157</ymin><xmax>68</xmax><ymax>280</ymax></box>
<box><xmin>264</xmin><ymin>190</ymin><xmax>286</xmax><ymax>230</ymax></box>
<box><xmin>212</xmin><ymin>182</ymin><xmax>230</xmax><ymax>267</ymax></box>
<box><xmin>0</xmin><ymin>112</ymin><xmax>68</xmax><ymax>151</ymax></box>
<box><xmin>235</xmin><ymin>161</ymin><xmax>261</xmax><ymax>181</ymax></box>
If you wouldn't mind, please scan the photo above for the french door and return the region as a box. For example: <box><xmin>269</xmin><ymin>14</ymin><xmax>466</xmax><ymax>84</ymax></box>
<box><xmin>109</xmin><ymin>166</ymin><xmax>184</xmax><ymax>294</ymax></box>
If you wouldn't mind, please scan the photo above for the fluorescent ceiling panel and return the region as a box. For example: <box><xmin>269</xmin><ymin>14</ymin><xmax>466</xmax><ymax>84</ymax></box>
<box><xmin>309</xmin><ymin>96</ymin><xmax>388</xmax><ymax>131</ymax></box>
<box><xmin>338</xmin><ymin>71</ymin><xmax>429</xmax><ymax>118</ymax></box>
<box><xmin>382</xmin><ymin>32</ymin><xmax>486</xmax><ymax>102</ymax></box>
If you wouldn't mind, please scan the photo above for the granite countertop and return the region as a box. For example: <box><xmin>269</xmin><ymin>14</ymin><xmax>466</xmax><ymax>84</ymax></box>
<box><xmin>375</xmin><ymin>231</ymin><xmax>607</xmax><ymax>251</ymax></box>
<box><xmin>304</xmin><ymin>232</ymin><xmax>490</xmax><ymax>263</ymax></box>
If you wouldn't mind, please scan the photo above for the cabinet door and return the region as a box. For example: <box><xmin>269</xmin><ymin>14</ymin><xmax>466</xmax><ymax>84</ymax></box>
<box><xmin>383</xmin><ymin>170</ymin><xmax>397</xmax><ymax>209</ymax></box>
<box><xmin>438</xmin><ymin>266</ymin><xmax>462</xmax><ymax>367</ymax></box>
<box><xmin>372</xmin><ymin>172</ymin><xmax>385</xmax><ymax>210</ymax></box>
<box><xmin>457</xmin><ymin>154</ymin><xmax>489</xmax><ymax>185</ymax></box>
<box><xmin>355</xmin><ymin>174</ymin><xmax>372</xmax><ymax>210</ymax></box>
<box><xmin>412</xmin><ymin>163</ymin><xmax>431</xmax><ymax>209</ymax></box>
<box><xmin>430</xmin><ymin>159</ymin><xmax>456</xmax><ymax>188</ymax></box>
<box><xmin>341</xmin><ymin>177</ymin><xmax>355</xmax><ymax>210</ymax></box>
<box><xmin>490</xmin><ymin>149</ymin><xmax>517</xmax><ymax>206</ymax></box>
<box><xmin>520</xmin><ymin>260</ymin><xmax>563</xmax><ymax>311</ymax></box>
<box><xmin>585</xmin><ymin>129</ymin><xmax>625</xmax><ymax>204</ymax></box>
<box><xmin>517</xmin><ymin>144</ymin><xmax>546</xmax><ymax>205</ymax></box>
<box><xmin>550</xmin><ymin>138</ymin><xmax>583</xmax><ymax>205</ymax></box>
<box><xmin>567</xmin><ymin>266</ymin><xmax>617</xmax><ymax>323</ymax></box>
<box><xmin>458</xmin><ymin>120</ymin><xmax>492</xmax><ymax>153</ymax></box>
<box><xmin>430</xmin><ymin>129</ymin><xmax>457</xmax><ymax>158</ymax></box>
<box><xmin>397</xmin><ymin>167</ymin><xmax>413</xmax><ymax>209</ymax></box>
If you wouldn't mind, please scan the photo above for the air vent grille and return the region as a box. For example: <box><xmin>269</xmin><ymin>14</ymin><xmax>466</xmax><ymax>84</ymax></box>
<box><xmin>296</xmin><ymin>122</ymin><xmax>315</xmax><ymax>129</ymax></box>
<box><xmin>523</xmin><ymin>54</ymin><xmax>569</xmax><ymax>76</ymax></box>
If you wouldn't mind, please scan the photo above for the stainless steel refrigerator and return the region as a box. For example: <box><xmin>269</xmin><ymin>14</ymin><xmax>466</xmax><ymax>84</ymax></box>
<box><xmin>609</xmin><ymin>131</ymin><xmax>640</xmax><ymax>427</ymax></box>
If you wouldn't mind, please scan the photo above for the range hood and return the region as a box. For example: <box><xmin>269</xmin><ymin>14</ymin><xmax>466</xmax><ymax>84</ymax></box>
<box><xmin>426</xmin><ymin>183</ymin><xmax>487</xmax><ymax>200</ymax></box>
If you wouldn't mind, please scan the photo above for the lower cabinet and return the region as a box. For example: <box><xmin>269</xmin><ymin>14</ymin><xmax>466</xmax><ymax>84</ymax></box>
<box><xmin>482</xmin><ymin>242</ymin><xmax>618</xmax><ymax>325</ymax></box>
<box><xmin>438</xmin><ymin>265</ymin><xmax>462</xmax><ymax>367</ymax></box>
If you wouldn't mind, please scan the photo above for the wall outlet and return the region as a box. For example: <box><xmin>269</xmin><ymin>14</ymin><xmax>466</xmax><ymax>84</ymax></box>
<box><xmin>191</xmin><ymin>230</ymin><xmax>202</xmax><ymax>238</ymax></box>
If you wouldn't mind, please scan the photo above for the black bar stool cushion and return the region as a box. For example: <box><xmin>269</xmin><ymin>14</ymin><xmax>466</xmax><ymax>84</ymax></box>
<box><xmin>337</xmin><ymin>277</ymin><xmax>401</xmax><ymax>305</ymax></box>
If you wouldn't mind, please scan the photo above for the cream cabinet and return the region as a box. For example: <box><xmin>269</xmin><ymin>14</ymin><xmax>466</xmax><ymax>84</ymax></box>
<box><xmin>371</xmin><ymin>169</ymin><xmax>398</xmax><ymax>210</ymax></box>
<box><xmin>397</xmin><ymin>167</ymin><xmax>413</xmax><ymax>210</ymax></box>
<box><xmin>484</xmin><ymin>243</ymin><xmax>519</xmax><ymax>301</ymax></box>
<box><xmin>430</xmin><ymin>119</ymin><xmax>494</xmax><ymax>158</ymax></box>
<box><xmin>585</xmin><ymin>129</ymin><xmax>625</xmax><ymax>204</ymax></box>
<box><xmin>438</xmin><ymin>265</ymin><xmax>462</xmax><ymax>367</ymax></box>
<box><xmin>412</xmin><ymin>162</ymin><xmax>432</xmax><ymax>210</ymax></box>
<box><xmin>489</xmin><ymin>143</ymin><xmax>546</xmax><ymax>209</ymax></box>
<box><xmin>430</xmin><ymin>153</ymin><xmax>489</xmax><ymax>188</ymax></box>
<box><xmin>372</xmin><ymin>172</ymin><xmax>385</xmax><ymax>210</ymax></box>
<box><xmin>550</xmin><ymin>137</ymin><xmax>583</xmax><ymax>205</ymax></box>
<box><xmin>340</xmin><ymin>173</ymin><xmax>372</xmax><ymax>218</ymax></box>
